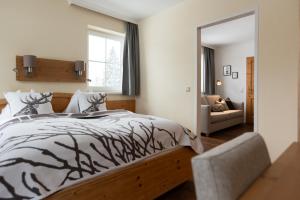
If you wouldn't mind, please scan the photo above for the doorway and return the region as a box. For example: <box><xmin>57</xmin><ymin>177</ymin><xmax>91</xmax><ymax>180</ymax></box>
<box><xmin>196</xmin><ymin>11</ymin><xmax>258</xmax><ymax>136</ymax></box>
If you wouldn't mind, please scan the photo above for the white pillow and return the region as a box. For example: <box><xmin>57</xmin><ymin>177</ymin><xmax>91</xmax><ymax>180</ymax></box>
<box><xmin>0</xmin><ymin>107</ymin><xmax>13</xmax><ymax>124</ymax></box>
<box><xmin>0</xmin><ymin>105</ymin><xmax>12</xmax><ymax>118</ymax></box>
<box><xmin>78</xmin><ymin>92</ymin><xmax>107</xmax><ymax>113</ymax></box>
<box><xmin>1</xmin><ymin>90</ymin><xmax>21</xmax><ymax>118</ymax></box>
<box><xmin>64</xmin><ymin>90</ymin><xmax>81</xmax><ymax>113</ymax></box>
<box><xmin>5</xmin><ymin>92</ymin><xmax>54</xmax><ymax>117</ymax></box>
<box><xmin>1</xmin><ymin>89</ymin><xmax>36</xmax><ymax>118</ymax></box>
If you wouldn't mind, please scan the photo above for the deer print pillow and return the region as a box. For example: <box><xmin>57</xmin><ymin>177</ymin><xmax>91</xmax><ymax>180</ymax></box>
<box><xmin>78</xmin><ymin>92</ymin><xmax>107</xmax><ymax>113</ymax></box>
<box><xmin>4</xmin><ymin>92</ymin><xmax>54</xmax><ymax>117</ymax></box>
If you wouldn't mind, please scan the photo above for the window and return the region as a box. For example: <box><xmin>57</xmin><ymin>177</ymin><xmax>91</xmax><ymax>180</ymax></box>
<box><xmin>88</xmin><ymin>29</ymin><xmax>124</xmax><ymax>92</ymax></box>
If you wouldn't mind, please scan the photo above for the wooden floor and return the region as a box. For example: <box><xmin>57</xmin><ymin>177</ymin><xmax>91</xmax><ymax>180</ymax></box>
<box><xmin>156</xmin><ymin>124</ymin><xmax>254</xmax><ymax>200</ymax></box>
<box><xmin>201</xmin><ymin>124</ymin><xmax>254</xmax><ymax>151</ymax></box>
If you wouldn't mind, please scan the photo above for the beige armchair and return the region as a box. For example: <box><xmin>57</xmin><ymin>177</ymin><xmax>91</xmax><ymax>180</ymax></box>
<box><xmin>201</xmin><ymin>95</ymin><xmax>244</xmax><ymax>136</ymax></box>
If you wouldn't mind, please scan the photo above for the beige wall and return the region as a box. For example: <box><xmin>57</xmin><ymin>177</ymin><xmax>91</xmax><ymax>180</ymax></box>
<box><xmin>137</xmin><ymin>0</ymin><xmax>299</xmax><ymax>161</ymax></box>
<box><xmin>0</xmin><ymin>0</ymin><xmax>131</xmax><ymax>100</ymax></box>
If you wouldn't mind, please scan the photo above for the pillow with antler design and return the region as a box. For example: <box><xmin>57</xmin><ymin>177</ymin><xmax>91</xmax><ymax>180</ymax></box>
<box><xmin>4</xmin><ymin>92</ymin><xmax>54</xmax><ymax>117</ymax></box>
<box><xmin>78</xmin><ymin>92</ymin><xmax>107</xmax><ymax>113</ymax></box>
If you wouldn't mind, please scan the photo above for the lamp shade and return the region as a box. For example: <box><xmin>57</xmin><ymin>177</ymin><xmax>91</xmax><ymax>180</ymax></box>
<box><xmin>75</xmin><ymin>60</ymin><xmax>84</xmax><ymax>72</ymax></box>
<box><xmin>23</xmin><ymin>55</ymin><xmax>36</xmax><ymax>68</ymax></box>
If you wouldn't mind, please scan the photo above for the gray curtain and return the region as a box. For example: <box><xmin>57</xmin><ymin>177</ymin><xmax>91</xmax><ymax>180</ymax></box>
<box><xmin>122</xmin><ymin>22</ymin><xmax>140</xmax><ymax>96</ymax></box>
<box><xmin>203</xmin><ymin>47</ymin><xmax>215</xmax><ymax>95</ymax></box>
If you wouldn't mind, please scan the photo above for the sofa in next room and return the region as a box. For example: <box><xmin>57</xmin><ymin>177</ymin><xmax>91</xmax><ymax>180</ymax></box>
<box><xmin>201</xmin><ymin>95</ymin><xmax>244</xmax><ymax>136</ymax></box>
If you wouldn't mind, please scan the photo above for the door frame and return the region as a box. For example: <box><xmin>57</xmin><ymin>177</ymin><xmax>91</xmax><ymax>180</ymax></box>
<box><xmin>246</xmin><ymin>56</ymin><xmax>255</xmax><ymax>124</ymax></box>
<box><xmin>195</xmin><ymin>9</ymin><xmax>259</xmax><ymax>135</ymax></box>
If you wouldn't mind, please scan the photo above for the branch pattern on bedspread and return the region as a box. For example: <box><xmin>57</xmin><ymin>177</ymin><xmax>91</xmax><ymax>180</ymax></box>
<box><xmin>0</xmin><ymin>111</ymin><xmax>202</xmax><ymax>199</ymax></box>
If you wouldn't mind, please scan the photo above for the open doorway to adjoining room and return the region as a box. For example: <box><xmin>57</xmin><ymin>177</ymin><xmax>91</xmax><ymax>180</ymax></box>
<box><xmin>196</xmin><ymin>12</ymin><xmax>258</xmax><ymax>137</ymax></box>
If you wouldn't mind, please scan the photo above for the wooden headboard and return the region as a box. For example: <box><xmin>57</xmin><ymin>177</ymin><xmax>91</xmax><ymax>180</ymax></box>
<box><xmin>0</xmin><ymin>93</ymin><xmax>135</xmax><ymax>113</ymax></box>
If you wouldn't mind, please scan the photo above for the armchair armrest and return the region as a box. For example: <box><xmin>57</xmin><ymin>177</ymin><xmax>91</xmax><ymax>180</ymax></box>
<box><xmin>201</xmin><ymin>105</ymin><xmax>211</xmax><ymax>116</ymax></box>
<box><xmin>201</xmin><ymin>105</ymin><xmax>211</xmax><ymax>134</ymax></box>
<box><xmin>232</xmin><ymin>101</ymin><xmax>244</xmax><ymax>111</ymax></box>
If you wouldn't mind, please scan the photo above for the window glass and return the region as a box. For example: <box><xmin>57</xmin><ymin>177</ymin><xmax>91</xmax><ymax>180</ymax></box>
<box><xmin>88</xmin><ymin>30</ymin><xmax>124</xmax><ymax>92</ymax></box>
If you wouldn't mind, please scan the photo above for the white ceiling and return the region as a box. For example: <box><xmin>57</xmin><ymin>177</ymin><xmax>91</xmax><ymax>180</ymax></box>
<box><xmin>201</xmin><ymin>15</ymin><xmax>255</xmax><ymax>47</ymax></box>
<box><xmin>68</xmin><ymin>0</ymin><xmax>184</xmax><ymax>22</ymax></box>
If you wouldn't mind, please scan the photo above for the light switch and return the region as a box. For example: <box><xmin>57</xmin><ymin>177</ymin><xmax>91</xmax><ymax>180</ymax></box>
<box><xmin>186</xmin><ymin>87</ymin><xmax>191</xmax><ymax>92</ymax></box>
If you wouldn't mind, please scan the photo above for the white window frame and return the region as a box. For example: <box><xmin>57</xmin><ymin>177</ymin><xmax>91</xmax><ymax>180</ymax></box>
<box><xmin>87</xmin><ymin>28</ymin><xmax>125</xmax><ymax>93</ymax></box>
<box><xmin>201</xmin><ymin>47</ymin><xmax>204</xmax><ymax>93</ymax></box>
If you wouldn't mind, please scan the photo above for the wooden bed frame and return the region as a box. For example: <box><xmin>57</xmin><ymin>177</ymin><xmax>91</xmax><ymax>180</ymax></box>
<box><xmin>46</xmin><ymin>147</ymin><xmax>195</xmax><ymax>200</ymax></box>
<box><xmin>0</xmin><ymin>92</ymin><xmax>197</xmax><ymax>200</ymax></box>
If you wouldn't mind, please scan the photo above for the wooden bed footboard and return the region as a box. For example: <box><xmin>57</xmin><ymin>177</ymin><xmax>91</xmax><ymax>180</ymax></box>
<box><xmin>46</xmin><ymin>147</ymin><xmax>196</xmax><ymax>200</ymax></box>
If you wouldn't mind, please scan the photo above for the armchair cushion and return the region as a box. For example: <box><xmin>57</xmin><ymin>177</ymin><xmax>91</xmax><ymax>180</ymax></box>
<box><xmin>225</xmin><ymin>97</ymin><xmax>235</xmax><ymax>109</ymax></box>
<box><xmin>232</xmin><ymin>101</ymin><xmax>244</xmax><ymax>110</ymax></box>
<box><xmin>226</xmin><ymin>110</ymin><xmax>243</xmax><ymax>119</ymax></box>
<box><xmin>210</xmin><ymin>112</ymin><xmax>229</xmax><ymax>123</ymax></box>
<box><xmin>206</xmin><ymin>95</ymin><xmax>221</xmax><ymax>106</ymax></box>
<box><xmin>210</xmin><ymin>110</ymin><xmax>243</xmax><ymax>123</ymax></box>
<box><xmin>201</xmin><ymin>96</ymin><xmax>208</xmax><ymax>105</ymax></box>
<box><xmin>216</xmin><ymin>98</ymin><xmax>229</xmax><ymax>110</ymax></box>
<box><xmin>211</xmin><ymin>104</ymin><xmax>226</xmax><ymax>112</ymax></box>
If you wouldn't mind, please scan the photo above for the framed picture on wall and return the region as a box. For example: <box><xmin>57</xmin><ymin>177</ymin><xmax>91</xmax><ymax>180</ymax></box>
<box><xmin>223</xmin><ymin>65</ymin><xmax>231</xmax><ymax>76</ymax></box>
<box><xmin>232</xmin><ymin>72</ymin><xmax>238</xmax><ymax>79</ymax></box>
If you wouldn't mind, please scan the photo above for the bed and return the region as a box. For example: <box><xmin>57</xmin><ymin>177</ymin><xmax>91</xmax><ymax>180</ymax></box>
<box><xmin>0</xmin><ymin>93</ymin><xmax>202</xmax><ymax>200</ymax></box>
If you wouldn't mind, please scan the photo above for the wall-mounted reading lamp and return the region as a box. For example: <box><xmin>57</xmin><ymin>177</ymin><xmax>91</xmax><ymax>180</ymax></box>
<box><xmin>216</xmin><ymin>80</ymin><xmax>222</xmax><ymax>86</ymax></box>
<box><xmin>74</xmin><ymin>60</ymin><xmax>85</xmax><ymax>77</ymax></box>
<box><xmin>23</xmin><ymin>55</ymin><xmax>37</xmax><ymax>76</ymax></box>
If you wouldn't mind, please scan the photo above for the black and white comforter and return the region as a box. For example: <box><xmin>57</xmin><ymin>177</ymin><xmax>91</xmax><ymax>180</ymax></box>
<box><xmin>0</xmin><ymin>110</ymin><xmax>203</xmax><ymax>199</ymax></box>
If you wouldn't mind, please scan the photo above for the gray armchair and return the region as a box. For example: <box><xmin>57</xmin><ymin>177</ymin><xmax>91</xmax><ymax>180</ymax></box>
<box><xmin>192</xmin><ymin>132</ymin><xmax>271</xmax><ymax>200</ymax></box>
<box><xmin>201</xmin><ymin>95</ymin><xmax>244</xmax><ymax>136</ymax></box>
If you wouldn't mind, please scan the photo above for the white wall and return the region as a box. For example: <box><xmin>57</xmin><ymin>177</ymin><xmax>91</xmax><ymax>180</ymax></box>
<box><xmin>0</xmin><ymin>0</ymin><xmax>131</xmax><ymax>100</ymax></box>
<box><xmin>137</xmin><ymin>0</ymin><xmax>299</xmax><ymax>161</ymax></box>
<box><xmin>215</xmin><ymin>41</ymin><xmax>255</xmax><ymax>115</ymax></box>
